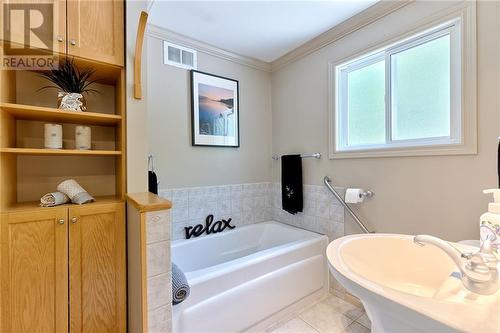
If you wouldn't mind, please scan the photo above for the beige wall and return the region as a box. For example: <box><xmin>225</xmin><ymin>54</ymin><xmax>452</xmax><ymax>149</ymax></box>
<box><xmin>271</xmin><ymin>1</ymin><xmax>500</xmax><ymax>241</ymax></box>
<box><xmin>146</xmin><ymin>35</ymin><xmax>273</xmax><ymax>188</ymax></box>
<box><xmin>126</xmin><ymin>0</ymin><xmax>150</xmax><ymax>193</ymax></box>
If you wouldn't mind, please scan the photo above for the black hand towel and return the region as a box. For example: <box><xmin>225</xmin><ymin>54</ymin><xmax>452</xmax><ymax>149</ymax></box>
<box><xmin>148</xmin><ymin>170</ymin><xmax>158</xmax><ymax>194</ymax></box>
<box><xmin>281</xmin><ymin>154</ymin><xmax>303</xmax><ymax>215</ymax></box>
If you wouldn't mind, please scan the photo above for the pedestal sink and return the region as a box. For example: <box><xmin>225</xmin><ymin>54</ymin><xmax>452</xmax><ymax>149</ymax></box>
<box><xmin>327</xmin><ymin>234</ymin><xmax>500</xmax><ymax>333</ymax></box>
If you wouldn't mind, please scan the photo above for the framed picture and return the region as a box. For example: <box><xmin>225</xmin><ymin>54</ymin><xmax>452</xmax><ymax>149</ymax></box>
<box><xmin>191</xmin><ymin>70</ymin><xmax>240</xmax><ymax>147</ymax></box>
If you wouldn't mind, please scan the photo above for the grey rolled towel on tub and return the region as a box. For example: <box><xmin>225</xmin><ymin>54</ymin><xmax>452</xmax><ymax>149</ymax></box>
<box><xmin>172</xmin><ymin>263</ymin><xmax>190</xmax><ymax>305</ymax></box>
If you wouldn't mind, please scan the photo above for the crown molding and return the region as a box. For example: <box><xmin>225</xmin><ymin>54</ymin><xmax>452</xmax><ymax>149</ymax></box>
<box><xmin>147</xmin><ymin>1</ymin><xmax>414</xmax><ymax>73</ymax></box>
<box><xmin>270</xmin><ymin>0</ymin><xmax>414</xmax><ymax>72</ymax></box>
<box><xmin>146</xmin><ymin>24</ymin><xmax>272</xmax><ymax>72</ymax></box>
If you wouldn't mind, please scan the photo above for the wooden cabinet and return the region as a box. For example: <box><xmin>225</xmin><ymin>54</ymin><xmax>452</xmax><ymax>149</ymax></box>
<box><xmin>67</xmin><ymin>0</ymin><xmax>124</xmax><ymax>66</ymax></box>
<box><xmin>0</xmin><ymin>209</ymin><xmax>68</xmax><ymax>333</ymax></box>
<box><xmin>0</xmin><ymin>201</ymin><xmax>126</xmax><ymax>333</ymax></box>
<box><xmin>69</xmin><ymin>203</ymin><xmax>126</xmax><ymax>333</ymax></box>
<box><xmin>1</xmin><ymin>0</ymin><xmax>124</xmax><ymax>66</ymax></box>
<box><xmin>2</xmin><ymin>0</ymin><xmax>67</xmax><ymax>55</ymax></box>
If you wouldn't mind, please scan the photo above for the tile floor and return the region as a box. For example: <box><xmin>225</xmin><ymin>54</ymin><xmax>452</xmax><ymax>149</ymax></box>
<box><xmin>264</xmin><ymin>293</ymin><xmax>371</xmax><ymax>333</ymax></box>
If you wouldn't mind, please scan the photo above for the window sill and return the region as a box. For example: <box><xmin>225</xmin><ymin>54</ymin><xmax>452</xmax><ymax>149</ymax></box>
<box><xmin>330</xmin><ymin>144</ymin><xmax>477</xmax><ymax>159</ymax></box>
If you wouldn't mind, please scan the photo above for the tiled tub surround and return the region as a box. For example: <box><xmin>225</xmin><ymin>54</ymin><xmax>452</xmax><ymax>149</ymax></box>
<box><xmin>159</xmin><ymin>182</ymin><xmax>345</xmax><ymax>242</ymax></box>
<box><xmin>269</xmin><ymin>183</ymin><xmax>345</xmax><ymax>242</ymax></box>
<box><xmin>146</xmin><ymin>210</ymin><xmax>172</xmax><ymax>333</ymax></box>
<box><xmin>159</xmin><ymin>183</ymin><xmax>272</xmax><ymax>240</ymax></box>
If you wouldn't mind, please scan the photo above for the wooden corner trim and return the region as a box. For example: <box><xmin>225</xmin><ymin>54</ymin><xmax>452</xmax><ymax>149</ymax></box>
<box><xmin>126</xmin><ymin>192</ymin><xmax>172</xmax><ymax>213</ymax></box>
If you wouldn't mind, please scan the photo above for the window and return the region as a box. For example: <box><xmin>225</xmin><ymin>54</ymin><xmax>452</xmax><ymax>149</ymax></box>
<box><xmin>331</xmin><ymin>17</ymin><xmax>475</xmax><ymax>158</ymax></box>
<box><xmin>164</xmin><ymin>41</ymin><xmax>197</xmax><ymax>70</ymax></box>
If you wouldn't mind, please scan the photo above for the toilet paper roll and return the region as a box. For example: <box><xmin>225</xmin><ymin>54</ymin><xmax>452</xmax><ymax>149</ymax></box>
<box><xmin>345</xmin><ymin>188</ymin><xmax>365</xmax><ymax>204</ymax></box>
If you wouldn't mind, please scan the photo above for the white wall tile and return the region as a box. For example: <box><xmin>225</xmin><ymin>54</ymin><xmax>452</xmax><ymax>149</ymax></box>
<box><xmin>217</xmin><ymin>199</ymin><xmax>232</xmax><ymax>215</ymax></box>
<box><xmin>172</xmin><ymin>205</ymin><xmax>188</xmax><ymax>224</ymax></box>
<box><xmin>231</xmin><ymin>198</ymin><xmax>243</xmax><ymax>213</ymax></box>
<box><xmin>171</xmin><ymin>223</ymin><xmax>186</xmax><ymax>240</ymax></box>
<box><xmin>242</xmin><ymin>197</ymin><xmax>255</xmax><ymax>211</ymax></box>
<box><xmin>171</xmin><ymin>188</ymin><xmax>188</xmax><ymax>203</ymax></box>
<box><xmin>147</xmin><ymin>241</ymin><xmax>170</xmax><ymax>277</ymax></box>
<box><xmin>148</xmin><ymin>304</ymin><xmax>172</xmax><ymax>333</ymax></box>
<box><xmin>146</xmin><ymin>211</ymin><xmax>171</xmax><ymax>244</ymax></box>
<box><xmin>147</xmin><ymin>272</ymin><xmax>171</xmax><ymax>310</ymax></box>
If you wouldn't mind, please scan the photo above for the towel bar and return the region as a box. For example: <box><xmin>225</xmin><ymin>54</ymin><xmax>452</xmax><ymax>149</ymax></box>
<box><xmin>272</xmin><ymin>152</ymin><xmax>321</xmax><ymax>160</ymax></box>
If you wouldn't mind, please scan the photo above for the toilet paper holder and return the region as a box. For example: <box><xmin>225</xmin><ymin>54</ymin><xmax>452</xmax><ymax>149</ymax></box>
<box><xmin>360</xmin><ymin>190</ymin><xmax>375</xmax><ymax>199</ymax></box>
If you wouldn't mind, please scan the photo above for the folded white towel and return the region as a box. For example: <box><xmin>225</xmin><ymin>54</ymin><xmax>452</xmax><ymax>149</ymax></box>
<box><xmin>40</xmin><ymin>192</ymin><xmax>70</xmax><ymax>207</ymax></box>
<box><xmin>57</xmin><ymin>179</ymin><xmax>95</xmax><ymax>205</ymax></box>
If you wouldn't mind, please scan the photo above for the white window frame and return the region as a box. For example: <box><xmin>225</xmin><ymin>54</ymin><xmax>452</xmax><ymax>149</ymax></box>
<box><xmin>163</xmin><ymin>41</ymin><xmax>198</xmax><ymax>70</ymax></box>
<box><xmin>329</xmin><ymin>5</ymin><xmax>476</xmax><ymax>159</ymax></box>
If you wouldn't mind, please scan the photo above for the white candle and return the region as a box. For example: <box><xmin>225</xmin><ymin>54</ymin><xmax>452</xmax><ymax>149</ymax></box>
<box><xmin>75</xmin><ymin>125</ymin><xmax>91</xmax><ymax>150</ymax></box>
<box><xmin>44</xmin><ymin>123</ymin><xmax>63</xmax><ymax>149</ymax></box>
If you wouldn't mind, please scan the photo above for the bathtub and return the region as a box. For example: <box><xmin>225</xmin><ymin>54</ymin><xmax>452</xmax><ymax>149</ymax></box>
<box><xmin>172</xmin><ymin>221</ymin><xmax>329</xmax><ymax>333</ymax></box>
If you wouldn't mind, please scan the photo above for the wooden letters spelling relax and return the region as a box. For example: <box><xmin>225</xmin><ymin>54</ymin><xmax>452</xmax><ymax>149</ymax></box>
<box><xmin>184</xmin><ymin>214</ymin><xmax>235</xmax><ymax>239</ymax></box>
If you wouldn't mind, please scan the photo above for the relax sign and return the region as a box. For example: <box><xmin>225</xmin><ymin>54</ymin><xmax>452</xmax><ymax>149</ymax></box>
<box><xmin>185</xmin><ymin>214</ymin><xmax>235</xmax><ymax>239</ymax></box>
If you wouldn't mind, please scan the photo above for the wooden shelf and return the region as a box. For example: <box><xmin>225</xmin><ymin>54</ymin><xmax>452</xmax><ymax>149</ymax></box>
<box><xmin>0</xmin><ymin>148</ymin><xmax>121</xmax><ymax>156</ymax></box>
<box><xmin>0</xmin><ymin>103</ymin><xmax>121</xmax><ymax>126</ymax></box>
<box><xmin>2</xmin><ymin>196</ymin><xmax>124</xmax><ymax>213</ymax></box>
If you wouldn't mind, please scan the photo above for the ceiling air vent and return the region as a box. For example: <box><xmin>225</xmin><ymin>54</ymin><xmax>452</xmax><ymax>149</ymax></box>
<box><xmin>164</xmin><ymin>41</ymin><xmax>197</xmax><ymax>70</ymax></box>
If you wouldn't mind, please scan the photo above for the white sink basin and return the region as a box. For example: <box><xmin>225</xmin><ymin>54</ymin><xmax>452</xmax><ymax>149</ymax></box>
<box><xmin>327</xmin><ymin>234</ymin><xmax>500</xmax><ymax>333</ymax></box>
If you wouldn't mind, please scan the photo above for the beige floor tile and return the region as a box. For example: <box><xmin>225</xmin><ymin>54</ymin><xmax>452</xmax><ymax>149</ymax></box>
<box><xmin>322</xmin><ymin>295</ymin><xmax>364</xmax><ymax>321</ymax></box>
<box><xmin>265</xmin><ymin>312</ymin><xmax>303</xmax><ymax>332</ymax></box>
<box><xmin>299</xmin><ymin>301</ymin><xmax>354</xmax><ymax>333</ymax></box>
<box><xmin>342</xmin><ymin>322</ymin><xmax>370</xmax><ymax>333</ymax></box>
<box><xmin>343</xmin><ymin>293</ymin><xmax>363</xmax><ymax>308</ymax></box>
<box><xmin>355</xmin><ymin>314</ymin><xmax>371</xmax><ymax>329</ymax></box>
<box><xmin>267</xmin><ymin>318</ymin><xmax>319</xmax><ymax>333</ymax></box>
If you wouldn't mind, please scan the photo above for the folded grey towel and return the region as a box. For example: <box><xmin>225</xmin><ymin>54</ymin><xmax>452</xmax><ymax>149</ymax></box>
<box><xmin>172</xmin><ymin>263</ymin><xmax>190</xmax><ymax>305</ymax></box>
<box><xmin>57</xmin><ymin>179</ymin><xmax>95</xmax><ymax>205</ymax></box>
<box><xmin>40</xmin><ymin>192</ymin><xmax>70</xmax><ymax>207</ymax></box>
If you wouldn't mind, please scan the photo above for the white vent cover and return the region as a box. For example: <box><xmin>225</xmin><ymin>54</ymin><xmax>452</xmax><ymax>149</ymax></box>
<box><xmin>164</xmin><ymin>41</ymin><xmax>197</xmax><ymax>70</ymax></box>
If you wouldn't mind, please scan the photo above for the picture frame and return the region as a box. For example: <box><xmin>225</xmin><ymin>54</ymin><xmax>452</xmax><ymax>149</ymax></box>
<box><xmin>190</xmin><ymin>70</ymin><xmax>240</xmax><ymax>147</ymax></box>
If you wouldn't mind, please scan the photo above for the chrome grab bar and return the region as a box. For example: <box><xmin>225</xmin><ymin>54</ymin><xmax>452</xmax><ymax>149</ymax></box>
<box><xmin>324</xmin><ymin>176</ymin><xmax>373</xmax><ymax>234</ymax></box>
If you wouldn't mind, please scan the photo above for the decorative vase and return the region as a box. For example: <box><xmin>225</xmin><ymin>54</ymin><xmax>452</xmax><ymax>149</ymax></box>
<box><xmin>44</xmin><ymin>123</ymin><xmax>63</xmax><ymax>149</ymax></box>
<box><xmin>75</xmin><ymin>125</ymin><xmax>91</xmax><ymax>150</ymax></box>
<box><xmin>57</xmin><ymin>92</ymin><xmax>87</xmax><ymax>112</ymax></box>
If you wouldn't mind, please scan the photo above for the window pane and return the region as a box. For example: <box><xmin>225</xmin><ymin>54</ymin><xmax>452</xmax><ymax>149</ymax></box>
<box><xmin>347</xmin><ymin>60</ymin><xmax>386</xmax><ymax>146</ymax></box>
<box><xmin>182</xmin><ymin>50</ymin><xmax>194</xmax><ymax>66</ymax></box>
<box><xmin>168</xmin><ymin>46</ymin><xmax>181</xmax><ymax>63</ymax></box>
<box><xmin>391</xmin><ymin>34</ymin><xmax>451</xmax><ymax>140</ymax></box>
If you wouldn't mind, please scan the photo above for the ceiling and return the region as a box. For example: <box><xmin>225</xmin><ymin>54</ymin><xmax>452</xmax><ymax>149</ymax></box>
<box><xmin>148</xmin><ymin>1</ymin><xmax>379</xmax><ymax>63</ymax></box>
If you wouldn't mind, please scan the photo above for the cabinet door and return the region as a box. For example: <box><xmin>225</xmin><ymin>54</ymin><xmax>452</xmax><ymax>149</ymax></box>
<box><xmin>0</xmin><ymin>209</ymin><xmax>68</xmax><ymax>333</ymax></box>
<box><xmin>1</xmin><ymin>0</ymin><xmax>66</xmax><ymax>54</ymax></box>
<box><xmin>66</xmin><ymin>0</ymin><xmax>124</xmax><ymax>66</ymax></box>
<box><xmin>69</xmin><ymin>202</ymin><xmax>126</xmax><ymax>333</ymax></box>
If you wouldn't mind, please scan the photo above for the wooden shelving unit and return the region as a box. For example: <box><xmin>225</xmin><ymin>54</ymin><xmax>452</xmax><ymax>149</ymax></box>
<box><xmin>0</xmin><ymin>103</ymin><xmax>122</xmax><ymax>126</ymax></box>
<box><xmin>3</xmin><ymin>195</ymin><xmax>123</xmax><ymax>213</ymax></box>
<box><xmin>0</xmin><ymin>2</ymin><xmax>127</xmax><ymax>331</ymax></box>
<box><xmin>0</xmin><ymin>56</ymin><xmax>126</xmax><ymax>210</ymax></box>
<box><xmin>0</xmin><ymin>147</ymin><xmax>122</xmax><ymax>156</ymax></box>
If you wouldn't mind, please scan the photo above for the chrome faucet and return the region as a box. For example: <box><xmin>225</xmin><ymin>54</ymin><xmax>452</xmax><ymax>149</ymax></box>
<box><xmin>414</xmin><ymin>234</ymin><xmax>499</xmax><ymax>295</ymax></box>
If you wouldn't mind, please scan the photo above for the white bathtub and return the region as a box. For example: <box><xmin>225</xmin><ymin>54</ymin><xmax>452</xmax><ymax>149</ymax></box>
<box><xmin>172</xmin><ymin>221</ymin><xmax>328</xmax><ymax>333</ymax></box>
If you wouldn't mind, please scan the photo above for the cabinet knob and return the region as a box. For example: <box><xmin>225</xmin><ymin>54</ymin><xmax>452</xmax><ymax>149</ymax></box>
<box><xmin>71</xmin><ymin>217</ymin><xmax>77</xmax><ymax>223</ymax></box>
<box><xmin>70</xmin><ymin>39</ymin><xmax>77</xmax><ymax>46</ymax></box>
<box><xmin>56</xmin><ymin>35</ymin><xmax>64</xmax><ymax>42</ymax></box>
<box><xmin>58</xmin><ymin>219</ymin><xmax>65</xmax><ymax>225</ymax></box>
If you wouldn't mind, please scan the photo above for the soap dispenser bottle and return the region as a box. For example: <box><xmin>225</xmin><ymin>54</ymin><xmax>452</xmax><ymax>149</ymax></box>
<box><xmin>481</xmin><ymin>189</ymin><xmax>500</xmax><ymax>258</ymax></box>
